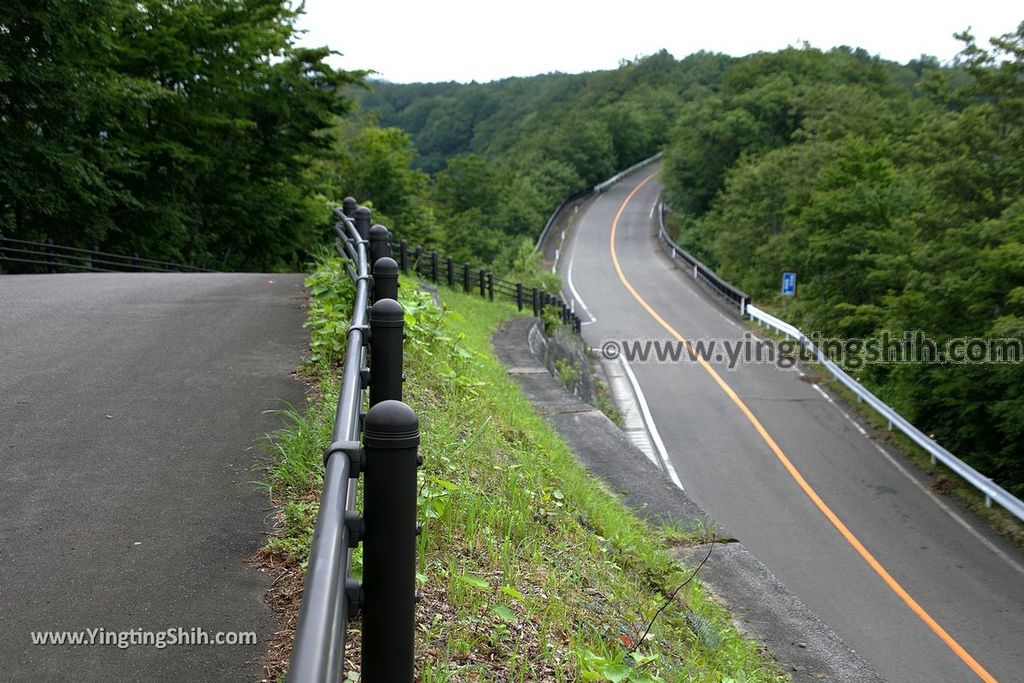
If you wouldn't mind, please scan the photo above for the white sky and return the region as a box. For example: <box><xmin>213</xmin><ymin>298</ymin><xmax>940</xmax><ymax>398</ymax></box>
<box><xmin>293</xmin><ymin>2</ymin><xmax>1022</xmax><ymax>84</ymax></box>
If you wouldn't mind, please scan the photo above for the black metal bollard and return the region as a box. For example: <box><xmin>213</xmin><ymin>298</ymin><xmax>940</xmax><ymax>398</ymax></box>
<box><xmin>516</xmin><ymin>283</ymin><xmax>523</xmax><ymax>311</ymax></box>
<box><xmin>354</xmin><ymin>207</ymin><xmax>372</xmax><ymax>241</ymax></box>
<box><xmin>487</xmin><ymin>272</ymin><xmax>494</xmax><ymax>301</ymax></box>
<box><xmin>368</xmin><ymin>224</ymin><xmax>391</xmax><ymax>265</ymax></box>
<box><xmin>478</xmin><ymin>269</ymin><xmax>485</xmax><ymax>298</ymax></box>
<box><xmin>446</xmin><ymin>257</ymin><xmax>454</xmax><ymax>287</ymax></box>
<box><xmin>361</xmin><ymin>400</ymin><xmax>419</xmax><ymax>682</ymax></box>
<box><xmin>342</xmin><ymin>196</ymin><xmax>358</xmax><ymax>217</ymax></box>
<box><xmin>369</xmin><ymin>298</ymin><xmax>404</xmax><ymax>405</ymax></box>
<box><xmin>372</xmin><ymin>257</ymin><xmax>399</xmax><ymax>304</ymax></box>
<box><xmin>431</xmin><ymin>251</ymin><xmax>439</xmax><ymax>283</ymax></box>
<box><xmin>462</xmin><ymin>263</ymin><xmax>470</xmax><ymax>293</ymax></box>
<box><xmin>399</xmin><ymin>241</ymin><xmax>409</xmax><ymax>272</ymax></box>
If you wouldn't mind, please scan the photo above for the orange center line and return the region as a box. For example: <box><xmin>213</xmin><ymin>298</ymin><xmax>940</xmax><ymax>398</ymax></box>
<box><xmin>608</xmin><ymin>171</ymin><xmax>997</xmax><ymax>683</ymax></box>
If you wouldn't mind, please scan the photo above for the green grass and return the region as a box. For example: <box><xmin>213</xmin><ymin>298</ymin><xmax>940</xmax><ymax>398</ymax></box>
<box><xmin>261</xmin><ymin>258</ymin><xmax>787</xmax><ymax>682</ymax></box>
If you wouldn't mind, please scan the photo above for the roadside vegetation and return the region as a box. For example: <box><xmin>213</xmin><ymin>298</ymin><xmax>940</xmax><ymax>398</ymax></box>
<box><xmin>257</xmin><ymin>256</ymin><xmax>787</xmax><ymax>682</ymax></box>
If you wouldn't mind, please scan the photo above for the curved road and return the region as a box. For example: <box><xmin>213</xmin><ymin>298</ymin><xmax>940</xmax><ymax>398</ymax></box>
<box><xmin>559</xmin><ymin>167</ymin><xmax>1024</xmax><ymax>682</ymax></box>
<box><xmin>0</xmin><ymin>273</ymin><xmax>307</xmax><ymax>680</ymax></box>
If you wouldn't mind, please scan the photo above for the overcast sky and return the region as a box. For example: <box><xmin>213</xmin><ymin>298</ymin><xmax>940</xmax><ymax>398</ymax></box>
<box><xmin>293</xmin><ymin>2</ymin><xmax>1022</xmax><ymax>84</ymax></box>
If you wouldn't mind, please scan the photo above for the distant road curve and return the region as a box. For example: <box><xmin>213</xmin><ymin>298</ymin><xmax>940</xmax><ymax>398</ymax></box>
<box><xmin>559</xmin><ymin>165</ymin><xmax>1024</xmax><ymax>683</ymax></box>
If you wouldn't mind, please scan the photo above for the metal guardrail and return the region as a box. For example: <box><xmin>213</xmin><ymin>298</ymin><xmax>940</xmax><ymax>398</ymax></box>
<box><xmin>656</xmin><ymin>203</ymin><xmax>749</xmax><ymax>315</ymax></box>
<box><xmin>746</xmin><ymin>303</ymin><xmax>1024</xmax><ymax>522</ymax></box>
<box><xmin>289</xmin><ymin>205</ymin><xmax>420</xmax><ymax>681</ymax></box>
<box><xmin>536</xmin><ymin>188</ymin><xmax>589</xmax><ymax>251</ymax></box>
<box><xmin>593</xmin><ymin>151</ymin><xmax>664</xmax><ymax>194</ymax></box>
<box><xmin>0</xmin><ymin>236</ymin><xmax>214</xmax><ymax>273</ymax></box>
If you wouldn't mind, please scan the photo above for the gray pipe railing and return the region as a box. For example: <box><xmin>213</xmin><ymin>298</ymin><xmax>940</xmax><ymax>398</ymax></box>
<box><xmin>288</xmin><ymin>205</ymin><xmax>420</xmax><ymax>681</ymax></box>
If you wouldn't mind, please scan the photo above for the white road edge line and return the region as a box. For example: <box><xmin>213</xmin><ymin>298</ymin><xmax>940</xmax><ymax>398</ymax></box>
<box><xmin>619</xmin><ymin>355</ymin><xmax>684</xmax><ymax>491</ymax></box>
<box><xmin>811</xmin><ymin>383</ymin><xmax>1024</xmax><ymax>578</ymax></box>
<box><xmin>565</xmin><ymin>250</ymin><xmax>596</xmax><ymax>323</ymax></box>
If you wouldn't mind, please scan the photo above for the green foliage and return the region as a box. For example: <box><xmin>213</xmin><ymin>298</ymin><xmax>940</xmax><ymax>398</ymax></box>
<box><xmin>661</xmin><ymin>23</ymin><xmax>1024</xmax><ymax>493</ymax></box>
<box><xmin>554</xmin><ymin>358</ymin><xmax>581</xmax><ymax>388</ymax></box>
<box><xmin>304</xmin><ymin>257</ymin><xmax>356</xmax><ymax>366</ymax></box>
<box><xmin>0</xmin><ymin>0</ymin><xmax>364</xmax><ymax>270</ymax></box>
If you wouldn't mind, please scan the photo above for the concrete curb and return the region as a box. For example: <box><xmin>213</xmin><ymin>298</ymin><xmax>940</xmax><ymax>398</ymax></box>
<box><xmin>492</xmin><ymin>316</ymin><xmax>884</xmax><ymax>683</ymax></box>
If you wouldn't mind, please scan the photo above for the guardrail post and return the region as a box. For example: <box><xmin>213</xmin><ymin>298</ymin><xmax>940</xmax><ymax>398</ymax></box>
<box><xmin>361</xmin><ymin>400</ymin><xmax>419</xmax><ymax>682</ymax></box>
<box><xmin>446</xmin><ymin>257</ymin><xmax>454</xmax><ymax>286</ymax></box>
<box><xmin>342</xmin><ymin>196</ymin><xmax>358</xmax><ymax>217</ymax></box>
<box><xmin>372</xmin><ymin>257</ymin><xmax>399</xmax><ymax>304</ymax></box>
<box><xmin>515</xmin><ymin>283</ymin><xmax>523</xmax><ymax>311</ymax></box>
<box><xmin>369</xmin><ymin>298</ymin><xmax>404</xmax><ymax>405</ymax></box>
<box><xmin>354</xmin><ymin>207</ymin><xmax>372</xmax><ymax>241</ymax></box>
<box><xmin>369</xmin><ymin>224</ymin><xmax>391</xmax><ymax>265</ymax></box>
<box><xmin>487</xmin><ymin>272</ymin><xmax>494</xmax><ymax>301</ymax></box>
<box><xmin>89</xmin><ymin>245</ymin><xmax>100</xmax><ymax>272</ymax></box>
<box><xmin>478</xmin><ymin>269</ymin><xmax>485</xmax><ymax>298</ymax></box>
<box><xmin>462</xmin><ymin>264</ymin><xmax>470</xmax><ymax>293</ymax></box>
<box><xmin>431</xmin><ymin>251</ymin><xmax>439</xmax><ymax>282</ymax></box>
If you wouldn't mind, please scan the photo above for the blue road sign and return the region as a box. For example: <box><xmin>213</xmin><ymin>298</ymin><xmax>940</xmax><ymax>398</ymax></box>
<box><xmin>782</xmin><ymin>271</ymin><xmax>797</xmax><ymax>296</ymax></box>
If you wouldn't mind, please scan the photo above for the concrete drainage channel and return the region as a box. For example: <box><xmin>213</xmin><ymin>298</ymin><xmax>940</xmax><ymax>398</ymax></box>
<box><xmin>493</xmin><ymin>316</ymin><xmax>884</xmax><ymax>683</ymax></box>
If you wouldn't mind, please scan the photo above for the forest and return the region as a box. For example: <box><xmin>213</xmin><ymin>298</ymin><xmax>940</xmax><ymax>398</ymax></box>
<box><xmin>0</xmin><ymin>0</ymin><xmax>363</xmax><ymax>270</ymax></box>
<box><xmin>2</xmin><ymin>2</ymin><xmax>1021</xmax><ymax>494</ymax></box>
<box><xmin>357</xmin><ymin>25</ymin><xmax>1024</xmax><ymax>496</ymax></box>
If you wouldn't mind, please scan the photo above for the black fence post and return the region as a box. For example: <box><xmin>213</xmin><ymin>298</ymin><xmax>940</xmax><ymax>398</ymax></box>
<box><xmin>369</xmin><ymin>224</ymin><xmax>391</xmax><ymax>265</ymax></box>
<box><xmin>399</xmin><ymin>241</ymin><xmax>409</xmax><ymax>272</ymax></box>
<box><xmin>532</xmin><ymin>288</ymin><xmax>539</xmax><ymax>317</ymax></box>
<box><xmin>90</xmin><ymin>245</ymin><xmax>100</xmax><ymax>272</ymax></box>
<box><xmin>516</xmin><ymin>283</ymin><xmax>523</xmax><ymax>311</ymax></box>
<box><xmin>431</xmin><ymin>251</ymin><xmax>439</xmax><ymax>283</ymax></box>
<box><xmin>462</xmin><ymin>264</ymin><xmax>470</xmax><ymax>293</ymax></box>
<box><xmin>372</xmin><ymin>257</ymin><xmax>399</xmax><ymax>304</ymax></box>
<box><xmin>487</xmin><ymin>272</ymin><xmax>494</xmax><ymax>301</ymax></box>
<box><xmin>132</xmin><ymin>252</ymin><xmax>141</xmax><ymax>272</ymax></box>
<box><xmin>342</xmin><ymin>196</ymin><xmax>358</xmax><ymax>218</ymax></box>
<box><xmin>446</xmin><ymin>257</ymin><xmax>454</xmax><ymax>287</ymax></box>
<box><xmin>478</xmin><ymin>269</ymin><xmax>485</xmax><ymax>298</ymax></box>
<box><xmin>354</xmin><ymin>207</ymin><xmax>372</xmax><ymax>241</ymax></box>
<box><xmin>369</xmin><ymin>298</ymin><xmax>404</xmax><ymax>405</ymax></box>
<box><xmin>361</xmin><ymin>400</ymin><xmax>419</xmax><ymax>681</ymax></box>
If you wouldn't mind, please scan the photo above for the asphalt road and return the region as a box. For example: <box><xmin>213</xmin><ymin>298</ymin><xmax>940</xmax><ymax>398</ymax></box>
<box><xmin>0</xmin><ymin>273</ymin><xmax>308</xmax><ymax>681</ymax></box>
<box><xmin>560</xmin><ymin>166</ymin><xmax>1024</xmax><ymax>682</ymax></box>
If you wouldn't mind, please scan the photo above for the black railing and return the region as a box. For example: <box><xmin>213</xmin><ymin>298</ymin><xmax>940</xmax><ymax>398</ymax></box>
<box><xmin>290</xmin><ymin>198</ymin><xmax>582</xmax><ymax>680</ymax></box>
<box><xmin>397</xmin><ymin>241</ymin><xmax>583</xmax><ymax>334</ymax></box>
<box><xmin>0</xmin><ymin>236</ymin><xmax>213</xmax><ymax>273</ymax></box>
<box><xmin>288</xmin><ymin>205</ymin><xmax>420</xmax><ymax>681</ymax></box>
